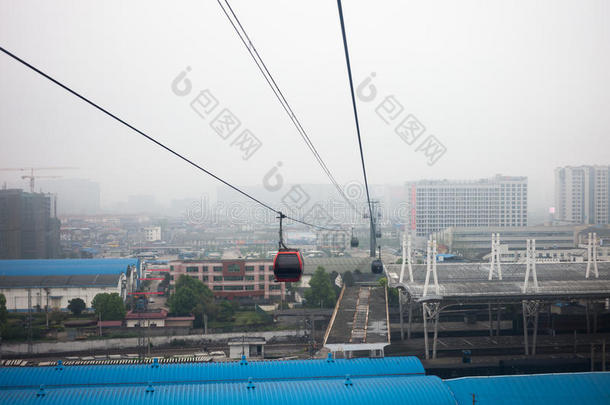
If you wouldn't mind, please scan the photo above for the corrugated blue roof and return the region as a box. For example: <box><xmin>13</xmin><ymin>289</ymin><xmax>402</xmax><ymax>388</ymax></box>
<box><xmin>0</xmin><ymin>375</ymin><xmax>455</xmax><ymax>405</ymax></box>
<box><xmin>446</xmin><ymin>372</ymin><xmax>610</xmax><ymax>405</ymax></box>
<box><xmin>0</xmin><ymin>259</ymin><xmax>139</xmax><ymax>276</ymax></box>
<box><xmin>0</xmin><ymin>357</ymin><xmax>425</xmax><ymax>388</ymax></box>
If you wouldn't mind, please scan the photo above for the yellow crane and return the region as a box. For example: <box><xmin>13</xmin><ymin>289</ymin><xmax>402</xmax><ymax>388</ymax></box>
<box><xmin>0</xmin><ymin>167</ymin><xmax>77</xmax><ymax>192</ymax></box>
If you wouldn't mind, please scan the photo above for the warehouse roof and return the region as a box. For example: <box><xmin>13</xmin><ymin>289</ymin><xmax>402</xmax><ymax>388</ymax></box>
<box><xmin>0</xmin><ymin>356</ymin><xmax>424</xmax><ymax>388</ymax></box>
<box><xmin>445</xmin><ymin>372</ymin><xmax>610</xmax><ymax>405</ymax></box>
<box><xmin>0</xmin><ymin>274</ymin><xmax>122</xmax><ymax>289</ymax></box>
<box><xmin>0</xmin><ymin>258</ymin><xmax>139</xmax><ymax>277</ymax></box>
<box><xmin>0</xmin><ymin>375</ymin><xmax>454</xmax><ymax>405</ymax></box>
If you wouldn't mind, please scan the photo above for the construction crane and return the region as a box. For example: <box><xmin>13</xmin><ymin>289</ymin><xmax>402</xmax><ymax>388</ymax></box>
<box><xmin>0</xmin><ymin>167</ymin><xmax>77</xmax><ymax>192</ymax></box>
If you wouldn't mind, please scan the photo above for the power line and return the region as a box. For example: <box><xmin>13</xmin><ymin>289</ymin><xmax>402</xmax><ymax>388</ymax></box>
<box><xmin>217</xmin><ymin>0</ymin><xmax>363</xmax><ymax>216</ymax></box>
<box><xmin>0</xmin><ymin>45</ymin><xmax>340</xmax><ymax>232</ymax></box>
<box><xmin>335</xmin><ymin>1</ymin><xmax>374</xmax><ymax>225</ymax></box>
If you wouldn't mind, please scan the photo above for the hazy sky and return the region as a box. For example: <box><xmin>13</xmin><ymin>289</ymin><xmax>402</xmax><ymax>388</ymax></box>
<box><xmin>1</xmin><ymin>0</ymin><xmax>608</xmax><ymax>214</ymax></box>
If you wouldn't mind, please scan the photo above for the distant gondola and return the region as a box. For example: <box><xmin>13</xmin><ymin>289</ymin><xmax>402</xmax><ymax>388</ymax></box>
<box><xmin>371</xmin><ymin>259</ymin><xmax>383</xmax><ymax>274</ymax></box>
<box><xmin>350</xmin><ymin>228</ymin><xmax>359</xmax><ymax>248</ymax></box>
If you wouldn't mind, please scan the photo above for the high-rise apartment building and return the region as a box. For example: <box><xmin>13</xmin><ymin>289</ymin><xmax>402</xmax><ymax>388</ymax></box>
<box><xmin>406</xmin><ymin>175</ymin><xmax>528</xmax><ymax>237</ymax></box>
<box><xmin>554</xmin><ymin>165</ymin><xmax>609</xmax><ymax>225</ymax></box>
<box><xmin>0</xmin><ymin>189</ymin><xmax>60</xmax><ymax>259</ymax></box>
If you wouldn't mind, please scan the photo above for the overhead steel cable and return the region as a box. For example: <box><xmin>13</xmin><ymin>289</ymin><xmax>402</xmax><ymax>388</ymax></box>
<box><xmin>0</xmin><ymin>45</ymin><xmax>341</xmax><ymax>232</ymax></box>
<box><xmin>217</xmin><ymin>0</ymin><xmax>364</xmax><ymax>217</ymax></box>
<box><xmin>335</xmin><ymin>0</ymin><xmax>374</xmax><ymax>225</ymax></box>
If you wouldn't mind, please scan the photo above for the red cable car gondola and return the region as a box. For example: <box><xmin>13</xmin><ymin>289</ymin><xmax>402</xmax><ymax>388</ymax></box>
<box><xmin>272</xmin><ymin>212</ymin><xmax>304</xmax><ymax>282</ymax></box>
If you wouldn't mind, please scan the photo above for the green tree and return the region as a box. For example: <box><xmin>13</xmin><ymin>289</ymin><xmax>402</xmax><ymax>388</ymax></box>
<box><xmin>378</xmin><ymin>277</ymin><xmax>399</xmax><ymax>307</ymax></box>
<box><xmin>342</xmin><ymin>271</ymin><xmax>355</xmax><ymax>287</ymax></box>
<box><xmin>67</xmin><ymin>298</ymin><xmax>86</xmax><ymax>315</ymax></box>
<box><xmin>0</xmin><ymin>293</ymin><xmax>8</xmax><ymax>331</ymax></box>
<box><xmin>92</xmin><ymin>293</ymin><xmax>126</xmax><ymax>321</ymax></box>
<box><xmin>304</xmin><ymin>266</ymin><xmax>336</xmax><ymax>308</ymax></box>
<box><xmin>168</xmin><ymin>275</ymin><xmax>216</xmax><ymax>325</ymax></box>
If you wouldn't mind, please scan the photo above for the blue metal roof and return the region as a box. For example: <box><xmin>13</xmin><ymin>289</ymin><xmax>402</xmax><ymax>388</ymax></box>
<box><xmin>0</xmin><ymin>258</ymin><xmax>139</xmax><ymax>277</ymax></box>
<box><xmin>0</xmin><ymin>357</ymin><xmax>425</xmax><ymax>388</ymax></box>
<box><xmin>446</xmin><ymin>372</ymin><xmax>610</xmax><ymax>405</ymax></box>
<box><xmin>0</xmin><ymin>375</ymin><xmax>455</xmax><ymax>405</ymax></box>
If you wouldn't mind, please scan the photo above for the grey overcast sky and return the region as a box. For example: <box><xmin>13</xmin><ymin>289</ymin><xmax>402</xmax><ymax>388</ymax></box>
<box><xmin>1</xmin><ymin>0</ymin><xmax>609</xmax><ymax>213</ymax></box>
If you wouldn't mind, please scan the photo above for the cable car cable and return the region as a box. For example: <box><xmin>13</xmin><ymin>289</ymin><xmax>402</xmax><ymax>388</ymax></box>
<box><xmin>335</xmin><ymin>0</ymin><xmax>375</xmax><ymax>226</ymax></box>
<box><xmin>217</xmin><ymin>0</ymin><xmax>364</xmax><ymax>216</ymax></box>
<box><xmin>0</xmin><ymin>45</ymin><xmax>340</xmax><ymax>232</ymax></box>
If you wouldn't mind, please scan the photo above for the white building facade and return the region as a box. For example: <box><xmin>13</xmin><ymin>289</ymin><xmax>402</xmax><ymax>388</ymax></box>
<box><xmin>554</xmin><ymin>165</ymin><xmax>610</xmax><ymax>225</ymax></box>
<box><xmin>407</xmin><ymin>175</ymin><xmax>528</xmax><ymax>237</ymax></box>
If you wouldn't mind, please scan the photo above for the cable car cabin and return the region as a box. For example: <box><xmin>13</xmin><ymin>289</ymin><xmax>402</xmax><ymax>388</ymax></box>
<box><xmin>371</xmin><ymin>259</ymin><xmax>383</xmax><ymax>274</ymax></box>
<box><xmin>375</xmin><ymin>230</ymin><xmax>382</xmax><ymax>238</ymax></box>
<box><xmin>350</xmin><ymin>236</ymin><xmax>359</xmax><ymax>248</ymax></box>
<box><xmin>273</xmin><ymin>249</ymin><xmax>304</xmax><ymax>282</ymax></box>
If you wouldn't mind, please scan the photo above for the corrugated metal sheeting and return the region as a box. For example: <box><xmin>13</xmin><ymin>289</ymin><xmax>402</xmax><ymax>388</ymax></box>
<box><xmin>0</xmin><ymin>258</ymin><xmax>139</xmax><ymax>276</ymax></box>
<box><xmin>1</xmin><ymin>357</ymin><xmax>610</xmax><ymax>405</ymax></box>
<box><xmin>446</xmin><ymin>372</ymin><xmax>610</xmax><ymax>405</ymax></box>
<box><xmin>0</xmin><ymin>357</ymin><xmax>424</xmax><ymax>388</ymax></box>
<box><xmin>0</xmin><ymin>375</ymin><xmax>455</xmax><ymax>405</ymax></box>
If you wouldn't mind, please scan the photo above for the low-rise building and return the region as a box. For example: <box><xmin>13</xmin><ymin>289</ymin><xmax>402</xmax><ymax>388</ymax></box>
<box><xmin>169</xmin><ymin>259</ymin><xmax>285</xmax><ymax>301</ymax></box>
<box><xmin>124</xmin><ymin>309</ymin><xmax>194</xmax><ymax>328</ymax></box>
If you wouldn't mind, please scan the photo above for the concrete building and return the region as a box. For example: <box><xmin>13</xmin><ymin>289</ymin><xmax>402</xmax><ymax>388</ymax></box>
<box><xmin>0</xmin><ymin>189</ymin><xmax>60</xmax><ymax>259</ymax></box>
<box><xmin>0</xmin><ymin>273</ymin><xmax>126</xmax><ymax>311</ymax></box>
<box><xmin>0</xmin><ymin>258</ymin><xmax>140</xmax><ymax>311</ymax></box>
<box><xmin>169</xmin><ymin>259</ymin><xmax>285</xmax><ymax>301</ymax></box>
<box><xmin>434</xmin><ymin>225</ymin><xmax>581</xmax><ymax>258</ymax></box>
<box><xmin>143</xmin><ymin>226</ymin><xmax>161</xmax><ymax>242</ymax></box>
<box><xmin>228</xmin><ymin>336</ymin><xmax>266</xmax><ymax>359</ymax></box>
<box><xmin>406</xmin><ymin>175</ymin><xmax>527</xmax><ymax>237</ymax></box>
<box><xmin>124</xmin><ymin>309</ymin><xmax>194</xmax><ymax>328</ymax></box>
<box><xmin>554</xmin><ymin>165</ymin><xmax>610</xmax><ymax>225</ymax></box>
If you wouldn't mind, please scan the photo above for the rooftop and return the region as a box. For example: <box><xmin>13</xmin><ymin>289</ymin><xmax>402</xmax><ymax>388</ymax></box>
<box><xmin>0</xmin><ymin>258</ymin><xmax>139</xmax><ymax>277</ymax></box>
<box><xmin>0</xmin><ymin>274</ymin><xmax>122</xmax><ymax>289</ymax></box>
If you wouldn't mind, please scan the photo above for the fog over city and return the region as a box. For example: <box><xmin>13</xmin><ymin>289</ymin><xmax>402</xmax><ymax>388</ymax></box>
<box><xmin>1</xmin><ymin>0</ymin><xmax>608</xmax><ymax>218</ymax></box>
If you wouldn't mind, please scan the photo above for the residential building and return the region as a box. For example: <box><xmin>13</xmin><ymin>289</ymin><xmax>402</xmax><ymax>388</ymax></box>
<box><xmin>406</xmin><ymin>175</ymin><xmax>528</xmax><ymax>237</ymax></box>
<box><xmin>143</xmin><ymin>226</ymin><xmax>161</xmax><ymax>242</ymax></box>
<box><xmin>0</xmin><ymin>189</ymin><xmax>60</xmax><ymax>259</ymax></box>
<box><xmin>169</xmin><ymin>259</ymin><xmax>285</xmax><ymax>300</ymax></box>
<box><xmin>554</xmin><ymin>165</ymin><xmax>610</xmax><ymax>225</ymax></box>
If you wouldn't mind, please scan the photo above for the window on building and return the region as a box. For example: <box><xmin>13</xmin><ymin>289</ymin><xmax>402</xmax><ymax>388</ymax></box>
<box><xmin>227</xmin><ymin>264</ymin><xmax>240</xmax><ymax>273</ymax></box>
<box><xmin>170</xmin><ymin>265</ymin><xmax>174</xmax><ymax>272</ymax></box>
<box><xmin>213</xmin><ymin>286</ymin><xmax>222</xmax><ymax>291</ymax></box>
<box><xmin>258</xmin><ymin>275</ymin><xmax>265</xmax><ymax>281</ymax></box>
<box><xmin>170</xmin><ymin>275</ymin><xmax>174</xmax><ymax>281</ymax></box>
<box><xmin>259</xmin><ymin>265</ymin><xmax>265</xmax><ymax>271</ymax></box>
<box><xmin>270</xmin><ymin>285</ymin><xmax>281</xmax><ymax>290</ymax></box>
<box><xmin>259</xmin><ymin>284</ymin><xmax>265</xmax><ymax>290</ymax></box>
<box><xmin>186</xmin><ymin>266</ymin><xmax>198</xmax><ymax>273</ymax></box>
<box><xmin>245</xmin><ymin>285</ymin><xmax>254</xmax><ymax>290</ymax></box>
<box><xmin>224</xmin><ymin>276</ymin><xmax>243</xmax><ymax>281</ymax></box>
<box><xmin>223</xmin><ymin>285</ymin><xmax>244</xmax><ymax>291</ymax></box>
<box><xmin>201</xmin><ymin>266</ymin><xmax>208</xmax><ymax>272</ymax></box>
<box><xmin>213</xmin><ymin>266</ymin><xmax>223</xmax><ymax>272</ymax></box>
<box><xmin>268</xmin><ymin>275</ymin><xmax>274</xmax><ymax>280</ymax></box>
<box><xmin>245</xmin><ymin>276</ymin><xmax>254</xmax><ymax>281</ymax></box>
<box><xmin>245</xmin><ymin>266</ymin><xmax>254</xmax><ymax>272</ymax></box>
<box><xmin>213</xmin><ymin>276</ymin><xmax>223</xmax><ymax>281</ymax></box>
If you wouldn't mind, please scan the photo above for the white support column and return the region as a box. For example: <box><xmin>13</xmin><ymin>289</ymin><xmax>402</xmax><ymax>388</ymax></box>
<box><xmin>432</xmin><ymin>240</ymin><xmax>439</xmax><ymax>295</ymax></box>
<box><xmin>407</xmin><ymin>234</ymin><xmax>414</xmax><ymax>283</ymax></box>
<box><xmin>399</xmin><ymin>232</ymin><xmax>406</xmax><ymax>283</ymax></box>
<box><xmin>423</xmin><ymin>239</ymin><xmax>439</xmax><ymax>297</ymax></box>
<box><xmin>423</xmin><ymin>240</ymin><xmax>432</xmax><ymax>297</ymax></box>
<box><xmin>488</xmin><ymin>233</ymin><xmax>503</xmax><ymax>281</ymax></box>
<box><xmin>586</xmin><ymin>232</ymin><xmax>599</xmax><ymax>279</ymax></box>
<box><xmin>523</xmin><ymin>239</ymin><xmax>539</xmax><ymax>293</ymax></box>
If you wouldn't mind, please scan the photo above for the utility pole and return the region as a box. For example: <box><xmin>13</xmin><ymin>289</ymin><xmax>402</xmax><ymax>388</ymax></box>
<box><xmin>27</xmin><ymin>289</ymin><xmax>32</xmax><ymax>354</ymax></box>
